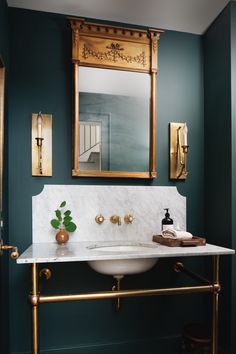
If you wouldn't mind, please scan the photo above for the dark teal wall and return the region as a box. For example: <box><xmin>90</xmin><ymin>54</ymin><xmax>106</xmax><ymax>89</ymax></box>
<box><xmin>8</xmin><ymin>8</ymin><xmax>205</xmax><ymax>354</ymax></box>
<box><xmin>204</xmin><ymin>3</ymin><xmax>235</xmax><ymax>353</ymax></box>
<box><xmin>204</xmin><ymin>4</ymin><xmax>231</xmax><ymax>249</ymax></box>
<box><xmin>158</xmin><ymin>30</ymin><xmax>204</xmax><ymax>235</ymax></box>
<box><xmin>0</xmin><ymin>0</ymin><xmax>8</xmax><ymax>62</ymax></box>
<box><xmin>230</xmin><ymin>2</ymin><xmax>236</xmax><ymax>353</ymax></box>
<box><xmin>0</xmin><ymin>0</ymin><xmax>9</xmax><ymax>353</ymax></box>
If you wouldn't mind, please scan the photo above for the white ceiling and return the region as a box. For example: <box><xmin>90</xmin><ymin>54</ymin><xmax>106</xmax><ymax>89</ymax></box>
<box><xmin>7</xmin><ymin>0</ymin><xmax>231</xmax><ymax>34</ymax></box>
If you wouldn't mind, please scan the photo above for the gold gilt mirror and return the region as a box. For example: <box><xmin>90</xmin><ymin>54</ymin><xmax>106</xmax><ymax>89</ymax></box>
<box><xmin>69</xmin><ymin>18</ymin><xmax>162</xmax><ymax>178</ymax></box>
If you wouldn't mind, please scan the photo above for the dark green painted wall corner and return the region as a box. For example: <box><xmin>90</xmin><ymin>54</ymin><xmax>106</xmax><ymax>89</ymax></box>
<box><xmin>0</xmin><ymin>0</ymin><xmax>9</xmax><ymax>353</ymax></box>
<box><xmin>204</xmin><ymin>2</ymin><xmax>236</xmax><ymax>353</ymax></box>
<box><xmin>230</xmin><ymin>2</ymin><xmax>236</xmax><ymax>353</ymax></box>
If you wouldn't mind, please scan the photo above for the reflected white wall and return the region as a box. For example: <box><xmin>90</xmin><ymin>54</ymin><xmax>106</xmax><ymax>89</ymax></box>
<box><xmin>79</xmin><ymin>67</ymin><xmax>150</xmax><ymax>97</ymax></box>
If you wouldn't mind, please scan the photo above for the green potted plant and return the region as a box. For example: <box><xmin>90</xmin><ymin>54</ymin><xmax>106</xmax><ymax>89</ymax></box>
<box><xmin>50</xmin><ymin>201</ymin><xmax>77</xmax><ymax>244</ymax></box>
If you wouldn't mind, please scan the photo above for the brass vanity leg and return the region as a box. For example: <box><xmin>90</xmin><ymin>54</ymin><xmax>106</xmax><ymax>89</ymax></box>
<box><xmin>212</xmin><ymin>255</ymin><xmax>220</xmax><ymax>354</ymax></box>
<box><xmin>31</xmin><ymin>263</ymin><xmax>39</xmax><ymax>354</ymax></box>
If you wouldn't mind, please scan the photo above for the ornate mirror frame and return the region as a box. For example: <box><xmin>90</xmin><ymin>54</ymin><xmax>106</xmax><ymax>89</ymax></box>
<box><xmin>69</xmin><ymin>18</ymin><xmax>162</xmax><ymax>178</ymax></box>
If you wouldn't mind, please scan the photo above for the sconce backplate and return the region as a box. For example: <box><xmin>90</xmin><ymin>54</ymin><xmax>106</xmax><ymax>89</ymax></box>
<box><xmin>169</xmin><ymin>122</ymin><xmax>188</xmax><ymax>180</ymax></box>
<box><xmin>32</xmin><ymin>113</ymin><xmax>52</xmax><ymax>176</ymax></box>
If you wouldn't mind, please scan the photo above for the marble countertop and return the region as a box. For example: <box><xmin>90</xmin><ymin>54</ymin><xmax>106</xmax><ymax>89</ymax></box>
<box><xmin>16</xmin><ymin>241</ymin><xmax>235</xmax><ymax>264</ymax></box>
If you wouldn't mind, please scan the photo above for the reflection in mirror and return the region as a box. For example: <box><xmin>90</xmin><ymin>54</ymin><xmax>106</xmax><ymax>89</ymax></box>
<box><xmin>79</xmin><ymin>67</ymin><xmax>150</xmax><ymax>172</ymax></box>
<box><xmin>79</xmin><ymin>121</ymin><xmax>101</xmax><ymax>171</ymax></box>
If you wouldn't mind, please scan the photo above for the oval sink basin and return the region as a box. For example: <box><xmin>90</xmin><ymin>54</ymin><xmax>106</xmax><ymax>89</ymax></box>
<box><xmin>88</xmin><ymin>243</ymin><xmax>157</xmax><ymax>253</ymax></box>
<box><xmin>87</xmin><ymin>242</ymin><xmax>158</xmax><ymax>277</ymax></box>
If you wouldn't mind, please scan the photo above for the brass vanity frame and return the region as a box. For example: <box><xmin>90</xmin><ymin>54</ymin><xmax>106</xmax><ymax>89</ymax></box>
<box><xmin>69</xmin><ymin>18</ymin><xmax>162</xmax><ymax>179</ymax></box>
<box><xmin>30</xmin><ymin>255</ymin><xmax>220</xmax><ymax>354</ymax></box>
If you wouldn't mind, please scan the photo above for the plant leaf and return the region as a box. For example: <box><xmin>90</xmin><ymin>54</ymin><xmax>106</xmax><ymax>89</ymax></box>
<box><xmin>55</xmin><ymin>209</ymin><xmax>62</xmax><ymax>221</ymax></box>
<box><xmin>50</xmin><ymin>219</ymin><xmax>60</xmax><ymax>229</ymax></box>
<box><xmin>63</xmin><ymin>216</ymin><xmax>72</xmax><ymax>226</ymax></box>
<box><xmin>65</xmin><ymin>222</ymin><xmax>77</xmax><ymax>232</ymax></box>
<box><xmin>60</xmin><ymin>201</ymin><xmax>66</xmax><ymax>208</ymax></box>
<box><xmin>64</xmin><ymin>210</ymin><xmax>71</xmax><ymax>216</ymax></box>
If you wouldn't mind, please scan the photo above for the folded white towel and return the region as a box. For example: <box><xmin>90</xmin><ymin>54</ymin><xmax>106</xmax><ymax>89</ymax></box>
<box><xmin>162</xmin><ymin>229</ymin><xmax>193</xmax><ymax>240</ymax></box>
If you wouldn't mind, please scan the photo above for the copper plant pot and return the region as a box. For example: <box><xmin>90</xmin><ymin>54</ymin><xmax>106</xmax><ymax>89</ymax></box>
<box><xmin>56</xmin><ymin>228</ymin><xmax>69</xmax><ymax>245</ymax></box>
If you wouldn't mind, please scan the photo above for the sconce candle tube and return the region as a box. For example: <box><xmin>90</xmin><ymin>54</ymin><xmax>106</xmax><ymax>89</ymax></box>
<box><xmin>183</xmin><ymin>123</ymin><xmax>188</xmax><ymax>146</ymax></box>
<box><xmin>37</xmin><ymin>112</ymin><xmax>42</xmax><ymax>139</ymax></box>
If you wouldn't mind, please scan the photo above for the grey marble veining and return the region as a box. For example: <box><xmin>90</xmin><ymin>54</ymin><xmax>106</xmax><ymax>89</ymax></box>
<box><xmin>32</xmin><ymin>185</ymin><xmax>186</xmax><ymax>243</ymax></box>
<box><xmin>17</xmin><ymin>241</ymin><xmax>235</xmax><ymax>264</ymax></box>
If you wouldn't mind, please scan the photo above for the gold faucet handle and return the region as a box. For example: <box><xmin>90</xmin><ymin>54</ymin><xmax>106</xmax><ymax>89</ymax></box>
<box><xmin>95</xmin><ymin>214</ymin><xmax>105</xmax><ymax>224</ymax></box>
<box><xmin>124</xmin><ymin>214</ymin><xmax>134</xmax><ymax>224</ymax></box>
<box><xmin>110</xmin><ymin>215</ymin><xmax>121</xmax><ymax>226</ymax></box>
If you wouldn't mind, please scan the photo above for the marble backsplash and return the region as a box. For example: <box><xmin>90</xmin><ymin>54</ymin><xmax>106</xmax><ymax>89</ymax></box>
<box><xmin>32</xmin><ymin>185</ymin><xmax>186</xmax><ymax>243</ymax></box>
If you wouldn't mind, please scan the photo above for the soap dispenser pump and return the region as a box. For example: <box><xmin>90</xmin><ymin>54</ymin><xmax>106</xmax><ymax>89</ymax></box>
<box><xmin>162</xmin><ymin>208</ymin><xmax>174</xmax><ymax>230</ymax></box>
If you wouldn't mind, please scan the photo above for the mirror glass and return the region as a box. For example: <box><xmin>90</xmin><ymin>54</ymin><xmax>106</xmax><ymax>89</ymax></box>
<box><xmin>78</xmin><ymin>67</ymin><xmax>150</xmax><ymax>172</ymax></box>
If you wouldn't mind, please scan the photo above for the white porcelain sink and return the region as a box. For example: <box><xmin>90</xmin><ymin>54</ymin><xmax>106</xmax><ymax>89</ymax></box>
<box><xmin>87</xmin><ymin>242</ymin><xmax>158</xmax><ymax>276</ymax></box>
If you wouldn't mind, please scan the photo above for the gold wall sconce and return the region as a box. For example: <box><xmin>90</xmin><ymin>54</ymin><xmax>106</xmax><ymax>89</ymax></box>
<box><xmin>32</xmin><ymin>112</ymin><xmax>52</xmax><ymax>176</ymax></box>
<box><xmin>169</xmin><ymin>122</ymin><xmax>189</xmax><ymax>180</ymax></box>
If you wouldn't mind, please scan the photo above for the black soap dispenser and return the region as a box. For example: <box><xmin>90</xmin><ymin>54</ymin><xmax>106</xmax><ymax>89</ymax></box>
<box><xmin>162</xmin><ymin>208</ymin><xmax>174</xmax><ymax>231</ymax></box>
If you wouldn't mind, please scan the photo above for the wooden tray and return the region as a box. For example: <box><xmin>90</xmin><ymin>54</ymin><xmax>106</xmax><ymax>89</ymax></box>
<box><xmin>152</xmin><ymin>235</ymin><xmax>206</xmax><ymax>247</ymax></box>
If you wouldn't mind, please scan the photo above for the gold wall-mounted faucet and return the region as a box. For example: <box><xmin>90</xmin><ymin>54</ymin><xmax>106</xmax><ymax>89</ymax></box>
<box><xmin>110</xmin><ymin>215</ymin><xmax>122</xmax><ymax>226</ymax></box>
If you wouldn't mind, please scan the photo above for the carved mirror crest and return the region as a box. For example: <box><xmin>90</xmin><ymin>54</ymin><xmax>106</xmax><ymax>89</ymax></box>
<box><xmin>69</xmin><ymin>18</ymin><xmax>162</xmax><ymax>178</ymax></box>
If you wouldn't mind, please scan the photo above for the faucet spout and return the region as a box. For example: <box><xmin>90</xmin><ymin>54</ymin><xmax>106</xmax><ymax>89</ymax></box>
<box><xmin>110</xmin><ymin>215</ymin><xmax>122</xmax><ymax>226</ymax></box>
